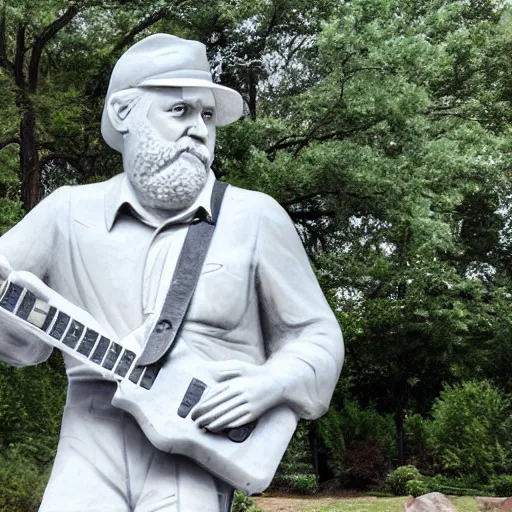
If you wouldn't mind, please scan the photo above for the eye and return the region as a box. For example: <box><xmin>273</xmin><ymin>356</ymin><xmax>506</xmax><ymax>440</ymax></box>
<box><xmin>202</xmin><ymin>110</ymin><xmax>215</xmax><ymax>121</ymax></box>
<box><xmin>169</xmin><ymin>104</ymin><xmax>187</xmax><ymax>116</ymax></box>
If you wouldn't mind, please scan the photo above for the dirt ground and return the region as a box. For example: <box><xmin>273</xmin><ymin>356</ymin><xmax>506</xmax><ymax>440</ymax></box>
<box><xmin>253</xmin><ymin>495</ymin><xmax>375</xmax><ymax>512</ymax></box>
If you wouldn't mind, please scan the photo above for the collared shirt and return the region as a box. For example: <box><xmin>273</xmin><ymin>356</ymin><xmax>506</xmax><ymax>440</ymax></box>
<box><xmin>105</xmin><ymin>171</ymin><xmax>215</xmax><ymax>317</ymax></box>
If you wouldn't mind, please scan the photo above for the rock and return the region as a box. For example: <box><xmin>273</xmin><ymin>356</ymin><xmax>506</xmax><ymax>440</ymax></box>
<box><xmin>405</xmin><ymin>492</ymin><xmax>458</xmax><ymax>512</ymax></box>
<box><xmin>500</xmin><ymin>497</ymin><xmax>512</xmax><ymax>511</ymax></box>
<box><xmin>475</xmin><ymin>497</ymin><xmax>507</xmax><ymax>511</ymax></box>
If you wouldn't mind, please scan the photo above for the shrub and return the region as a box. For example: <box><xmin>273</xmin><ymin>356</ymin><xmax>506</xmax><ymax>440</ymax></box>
<box><xmin>406</xmin><ymin>479</ymin><xmax>429</xmax><ymax>497</ymax></box>
<box><xmin>422</xmin><ymin>474</ymin><xmax>492</xmax><ymax>496</ymax></box>
<box><xmin>0</xmin><ymin>447</ymin><xmax>49</xmax><ymax>512</ymax></box>
<box><xmin>232</xmin><ymin>492</ymin><xmax>261</xmax><ymax>512</ymax></box>
<box><xmin>318</xmin><ymin>400</ymin><xmax>396</xmax><ymax>486</ymax></box>
<box><xmin>385</xmin><ymin>465</ymin><xmax>422</xmax><ymax>496</ymax></box>
<box><xmin>270</xmin><ymin>473</ymin><xmax>318</xmax><ymax>494</ymax></box>
<box><xmin>491</xmin><ymin>475</ymin><xmax>512</xmax><ymax>497</ymax></box>
<box><xmin>344</xmin><ymin>438</ymin><xmax>386</xmax><ymax>487</ymax></box>
<box><xmin>429</xmin><ymin>380</ymin><xmax>512</xmax><ymax>482</ymax></box>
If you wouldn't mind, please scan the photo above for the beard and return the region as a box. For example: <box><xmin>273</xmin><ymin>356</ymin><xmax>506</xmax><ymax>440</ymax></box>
<box><xmin>124</xmin><ymin>123</ymin><xmax>211</xmax><ymax>211</ymax></box>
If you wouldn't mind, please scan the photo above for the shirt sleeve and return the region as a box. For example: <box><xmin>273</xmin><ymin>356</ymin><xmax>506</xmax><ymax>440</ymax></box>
<box><xmin>255</xmin><ymin>195</ymin><xmax>344</xmax><ymax>419</ymax></box>
<box><xmin>0</xmin><ymin>187</ymin><xmax>70</xmax><ymax>367</ymax></box>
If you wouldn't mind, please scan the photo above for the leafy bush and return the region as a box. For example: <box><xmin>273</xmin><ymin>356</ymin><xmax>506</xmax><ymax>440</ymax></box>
<box><xmin>318</xmin><ymin>401</ymin><xmax>395</xmax><ymax>486</ymax></box>
<box><xmin>406</xmin><ymin>479</ymin><xmax>429</xmax><ymax>497</ymax></box>
<box><xmin>270</xmin><ymin>473</ymin><xmax>318</xmax><ymax>494</ymax></box>
<box><xmin>385</xmin><ymin>465</ymin><xmax>422</xmax><ymax>496</ymax></box>
<box><xmin>421</xmin><ymin>474</ymin><xmax>492</xmax><ymax>496</ymax></box>
<box><xmin>0</xmin><ymin>446</ymin><xmax>49</xmax><ymax>512</ymax></box>
<box><xmin>429</xmin><ymin>381</ymin><xmax>512</xmax><ymax>482</ymax></box>
<box><xmin>232</xmin><ymin>492</ymin><xmax>261</xmax><ymax>512</ymax></box>
<box><xmin>491</xmin><ymin>475</ymin><xmax>512</xmax><ymax>497</ymax></box>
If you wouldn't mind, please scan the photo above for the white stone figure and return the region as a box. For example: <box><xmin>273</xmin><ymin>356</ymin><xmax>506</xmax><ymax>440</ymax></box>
<box><xmin>0</xmin><ymin>34</ymin><xmax>344</xmax><ymax>512</ymax></box>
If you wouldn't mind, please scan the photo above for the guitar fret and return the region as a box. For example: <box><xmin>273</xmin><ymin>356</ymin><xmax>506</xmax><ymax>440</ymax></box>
<box><xmin>49</xmin><ymin>312</ymin><xmax>71</xmax><ymax>341</ymax></box>
<box><xmin>114</xmin><ymin>349</ymin><xmax>136</xmax><ymax>378</ymax></box>
<box><xmin>62</xmin><ymin>320</ymin><xmax>85</xmax><ymax>349</ymax></box>
<box><xmin>0</xmin><ymin>282</ymin><xmax>156</xmax><ymax>389</ymax></box>
<box><xmin>0</xmin><ymin>283</ymin><xmax>24</xmax><ymax>313</ymax></box>
<box><xmin>17</xmin><ymin>290</ymin><xmax>36</xmax><ymax>321</ymax></box>
<box><xmin>90</xmin><ymin>336</ymin><xmax>110</xmax><ymax>365</ymax></box>
<box><xmin>76</xmin><ymin>329</ymin><xmax>99</xmax><ymax>357</ymax></box>
<box><xmin>102</xmin><ymin>341</ymin><xmax>122</xmax><ymax>371</ymax></box>
<box><xmin>41</xmin><ymin>306</ymin><xmax>57</xmax><ymax>332</ymax></box>
<box><xmin>128</xmin><ymin>365</ymin><xmax>144</xmax><ymax>385</ymax></box>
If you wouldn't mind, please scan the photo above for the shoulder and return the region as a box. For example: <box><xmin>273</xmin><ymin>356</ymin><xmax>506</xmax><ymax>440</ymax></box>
<box><xmin>224</xmin><ymin>184</ymin><xmax>290</xmax><ymax>223</ymax></box>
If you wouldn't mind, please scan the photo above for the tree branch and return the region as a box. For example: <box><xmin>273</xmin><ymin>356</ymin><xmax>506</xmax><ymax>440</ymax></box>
<box><xmin>88</xmin><ymin>0</ymin><xmax>191</xmax><ymax>97</ymax></box>
<box><xmin>0</xmin><ymin>138</ymin><xmax>20</xmax><ymax>150</ymax></box>
<box><xmin>0</xmin><ymin>8</ymin><xmax>14</xmax><ymax>75</ymax></box>
<box><xmin>266</xmin><ymin>120</ymin><xmax>382</xmax><ymax>153</ymax></box>
<box><xmin>288</xmin><ymin>209</ymin><xmax>336</xmax><ymax>221</ymax></box>
<box><xmin>40</xmin><ymin>152</ymin><xmax>83</xmax><ymax>169</ymax></box>
<box><xmin>14</xmin><ymin>25</ymin><xmax>26</xmax><ymax>87</ymax></box>
<box><xmin>28</xmin><ymin>1</ymin><xmax>85</xmax><ymax>93</ymax></box>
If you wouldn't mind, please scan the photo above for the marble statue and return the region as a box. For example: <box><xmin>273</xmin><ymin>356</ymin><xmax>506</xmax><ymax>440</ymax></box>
<box><xmin>0</xmin><ymin>34</ymin><xmax>344</xmax><ymax>512</ymax></box>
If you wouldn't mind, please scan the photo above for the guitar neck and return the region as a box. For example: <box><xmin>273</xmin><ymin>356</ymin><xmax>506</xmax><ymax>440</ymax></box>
<box><xmin>0</xmin><ymin>281</ymin><xmax>160</xmax><ymax>389</ymax></box>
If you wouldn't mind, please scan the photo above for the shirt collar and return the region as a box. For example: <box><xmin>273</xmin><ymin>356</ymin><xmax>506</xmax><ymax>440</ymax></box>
<box><xmin>104</xmin><ymin>170</ymin><xmax>215</xmax><ymax>231</ymax></box>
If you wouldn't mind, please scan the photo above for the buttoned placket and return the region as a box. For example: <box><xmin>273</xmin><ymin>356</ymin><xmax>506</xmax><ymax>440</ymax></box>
<box><xmin>140</xmin><ymin>207</ymin><xmax>208</xmax><ymax>322</ymax></box>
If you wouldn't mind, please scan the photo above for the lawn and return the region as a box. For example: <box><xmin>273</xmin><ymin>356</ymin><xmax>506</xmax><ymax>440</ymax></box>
<box><xmin>254</xmin><ymin>496</ymin><xmax>480</xmax><ymax>512</ymax></box>
<box><xmin>304</xmin><ymin>497</ymin><xmax>479</xmax><ymax>512</ymax></box>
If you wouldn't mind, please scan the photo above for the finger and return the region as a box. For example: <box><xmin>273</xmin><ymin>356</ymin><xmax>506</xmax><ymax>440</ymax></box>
<box><xmin>215</xmin><ymin>369</ymin><xmax>242</xmax><ymax>382</ymax></box>
<box><xmin>191</xmin><ymin>387</ymin><xmax>242</xmax><ymax>420</ymax></box>
<box><xmin>0</xmin><ymin>255</ymin><xmax>12</xmax><ymax>283</ymax></box>
<box><xmin>206</xmin><ymin>408</ymin><xmax>252</xmax><ymax>432</ymax></box>
<box><xmin>221</xmin><ymin>412</ymin><xmax>255</xmax><ymax>430</ymax></box>
<box><xmin>195</xmin><ymin>396</ymin><xmax>248</xmax><ymax>428</ymax></box>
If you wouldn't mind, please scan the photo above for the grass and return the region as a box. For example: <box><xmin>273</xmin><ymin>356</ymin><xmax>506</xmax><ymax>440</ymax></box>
<box><xmin>304</xmin><ymin>496</ymin><xmax>479</xmax><ymax>512</ymax></box>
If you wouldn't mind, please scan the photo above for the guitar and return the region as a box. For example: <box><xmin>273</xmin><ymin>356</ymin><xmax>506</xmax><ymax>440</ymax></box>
<box><xmin>0</xmin><ymin>270</ymin><xmax>298</xmax><ymax>495</ymax></box>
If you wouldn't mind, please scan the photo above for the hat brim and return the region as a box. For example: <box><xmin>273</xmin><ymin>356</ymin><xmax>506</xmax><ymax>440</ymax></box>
<box><xmin>101</xmin><ymin>79</ymin><xmax>243</xmax><ymax>153</ymax></box>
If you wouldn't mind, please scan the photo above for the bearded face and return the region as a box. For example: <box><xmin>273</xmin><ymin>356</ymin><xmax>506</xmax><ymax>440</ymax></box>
<box><xmin>122</xmin><ymin>88</ymin><xmax>216</xmax><ymax>211</ymax></box>
<box><xmin>125</xmin><ymin>122</ymin><xmax>210</xmax><ymax>211</ymax></box>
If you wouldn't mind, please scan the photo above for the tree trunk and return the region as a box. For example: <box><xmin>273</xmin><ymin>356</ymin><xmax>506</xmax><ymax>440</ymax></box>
<box><xmin>248</xmin><ymin>66</ymin><xmax>257</xmax><ymax>121</ymax></box>
<box><xmin>395</xmin><ymin>411</ymin><xmax>405</xmax><ymax>466</ymax></box>
<box><xmin>19</xmin><ymin>105</ymin><xmax>41</xmax><ymax>211</ymax></box>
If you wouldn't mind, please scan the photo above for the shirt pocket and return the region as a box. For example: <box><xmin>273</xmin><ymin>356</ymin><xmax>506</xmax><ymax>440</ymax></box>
<box><xmin>186</xmin><ymin>264</ymin><xmax>250</xmax><ymax>330</ymax></box>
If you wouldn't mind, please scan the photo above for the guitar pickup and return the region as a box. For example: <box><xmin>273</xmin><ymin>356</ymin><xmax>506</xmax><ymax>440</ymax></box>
<box><xmin>178</xmin><ymin>378</ymin><xmax>207</xmax><ymax>418</ymax></box>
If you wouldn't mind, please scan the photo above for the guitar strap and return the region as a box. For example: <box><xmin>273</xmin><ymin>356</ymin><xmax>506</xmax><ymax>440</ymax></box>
<box><xmin>136</xmin><ymin>180</ymin><xmax>229</xmax><ymax>367</ymax></box>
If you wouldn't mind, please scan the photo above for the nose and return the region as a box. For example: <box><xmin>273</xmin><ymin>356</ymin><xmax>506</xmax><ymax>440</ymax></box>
<box><xmin>186</xmin><ymin>113</ymin><xmax>208</xmax><ymax>142</ymax></box>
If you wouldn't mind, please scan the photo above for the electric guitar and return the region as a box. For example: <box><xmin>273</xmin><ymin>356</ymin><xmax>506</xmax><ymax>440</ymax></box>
<box><xmin>0</xmin><ymin>271</ymin><xmax>298</xmax><ymax>494</ymax></box>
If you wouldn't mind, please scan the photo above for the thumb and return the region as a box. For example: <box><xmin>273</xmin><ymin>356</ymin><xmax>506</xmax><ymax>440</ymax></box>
<box><xmin>0</xmin><ymin>255</ymin><xmax>13</xmax><ymax>283</ymax></box>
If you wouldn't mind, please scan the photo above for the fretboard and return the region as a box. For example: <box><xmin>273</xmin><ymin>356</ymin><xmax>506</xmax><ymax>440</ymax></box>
<box><xmin>0</xmin><ymin>281</ymin><xmax>160</xmax><ymax>389</ymax></box>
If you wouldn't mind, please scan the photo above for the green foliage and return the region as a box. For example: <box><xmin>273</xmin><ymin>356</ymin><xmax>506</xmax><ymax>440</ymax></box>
<box><xmin>232</xmin><ymin>492</ymin><xmax>261</xmax><ymax>512</ymax></box>
<box><xmin>0</xmin><ymin>446</ymin><xmax>49</xmax><ymax>512</ymax></box>
<box><xmin>405</xmin><ymin>479</ymin><xmax>429</xmax><ymax>497</ymax></box>
<box><xmin>317</xmin><ymin>401</ymin><xmax>396</xmax><ymax>488</ymax></box>
<box><xmin>421</xmin><ymin>474</ymin><xmax>492</xmax><ymax>497</ymax></box>
<box><xmin>428</xmin><ymin>381</ymin><xmax>512</xmax><ymax>481</ymax></box>
<box><xmin>385</xmin><ymin>466</ymin><xmax>422</xmax><ymax>496</ymax></box>
<box><xmin>491</xmin><ymin>475</ymin><xmax>512</xmax><ymax>497</ymax></box>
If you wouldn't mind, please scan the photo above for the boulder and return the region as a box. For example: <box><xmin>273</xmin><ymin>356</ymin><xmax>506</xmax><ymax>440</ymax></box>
<box><xmin>405</xmin><ymin>492</ymin><xmax>458</xmax><ymax>512</ymax></box>
<box><xmin>475</xmin><ymin>497</ymin><xmax>507</xmax><ymax>511</ymax></box>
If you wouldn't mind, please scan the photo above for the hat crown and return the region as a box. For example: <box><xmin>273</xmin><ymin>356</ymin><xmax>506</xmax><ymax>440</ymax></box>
<box><xmin>109</xmin><ymin>34</ymin><xmax>212</xmax><ymax>93</ymax></box>
<box><xmin>101</xmin><ymin>33</ymin><xmax>243</xmax><ymax>152</ymax></box>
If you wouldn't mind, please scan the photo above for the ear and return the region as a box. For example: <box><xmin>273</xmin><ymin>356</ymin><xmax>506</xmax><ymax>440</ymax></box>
<box><xmin>107</xmin><ymin>89</ymin><xmax>142</xmax><ymax>134</ymax></box>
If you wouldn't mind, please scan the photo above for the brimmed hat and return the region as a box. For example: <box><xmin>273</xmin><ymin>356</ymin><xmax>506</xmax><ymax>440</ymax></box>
<box><xmin>101</xmin><ymin>33</ymin><xmax>244</xmax><ymax>152</ymax></box>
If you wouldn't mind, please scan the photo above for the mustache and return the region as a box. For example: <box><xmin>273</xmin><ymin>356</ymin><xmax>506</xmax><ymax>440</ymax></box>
<box><xmin>158</xmin><ymin>137</ymin><xmax>210</xmax><ymax>170</ymax></box>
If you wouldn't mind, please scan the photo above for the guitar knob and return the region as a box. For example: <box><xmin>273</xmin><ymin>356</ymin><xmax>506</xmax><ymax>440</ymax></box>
<box><xmin>227</xmin><ymin>422</ymin><xmax>256</xmax><ymax>443</ymax></box>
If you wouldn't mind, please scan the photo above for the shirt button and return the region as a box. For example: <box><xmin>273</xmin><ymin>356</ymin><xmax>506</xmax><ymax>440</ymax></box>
<box><xmin>155</xmin><ymin>320</ymin><xmax>172</xmax><ymax>333</ymax></box>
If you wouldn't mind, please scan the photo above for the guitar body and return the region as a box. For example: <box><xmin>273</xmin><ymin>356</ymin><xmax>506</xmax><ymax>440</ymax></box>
<box><xmin>0</xmin><ymin>273</ymin><xmax>298</xmax><ymax>495</ymax></box>
<box><xmin>113</xmin><ymin>341</ymin><xmax>298</xmax><ymax>494</ymax></box>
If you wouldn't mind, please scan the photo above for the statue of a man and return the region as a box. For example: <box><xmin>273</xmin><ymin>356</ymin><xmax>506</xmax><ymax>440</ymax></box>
<box><xmin>0</xmin><ymin>34</ymin><xmax>344</xmax><ymax>512</ymax></box>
